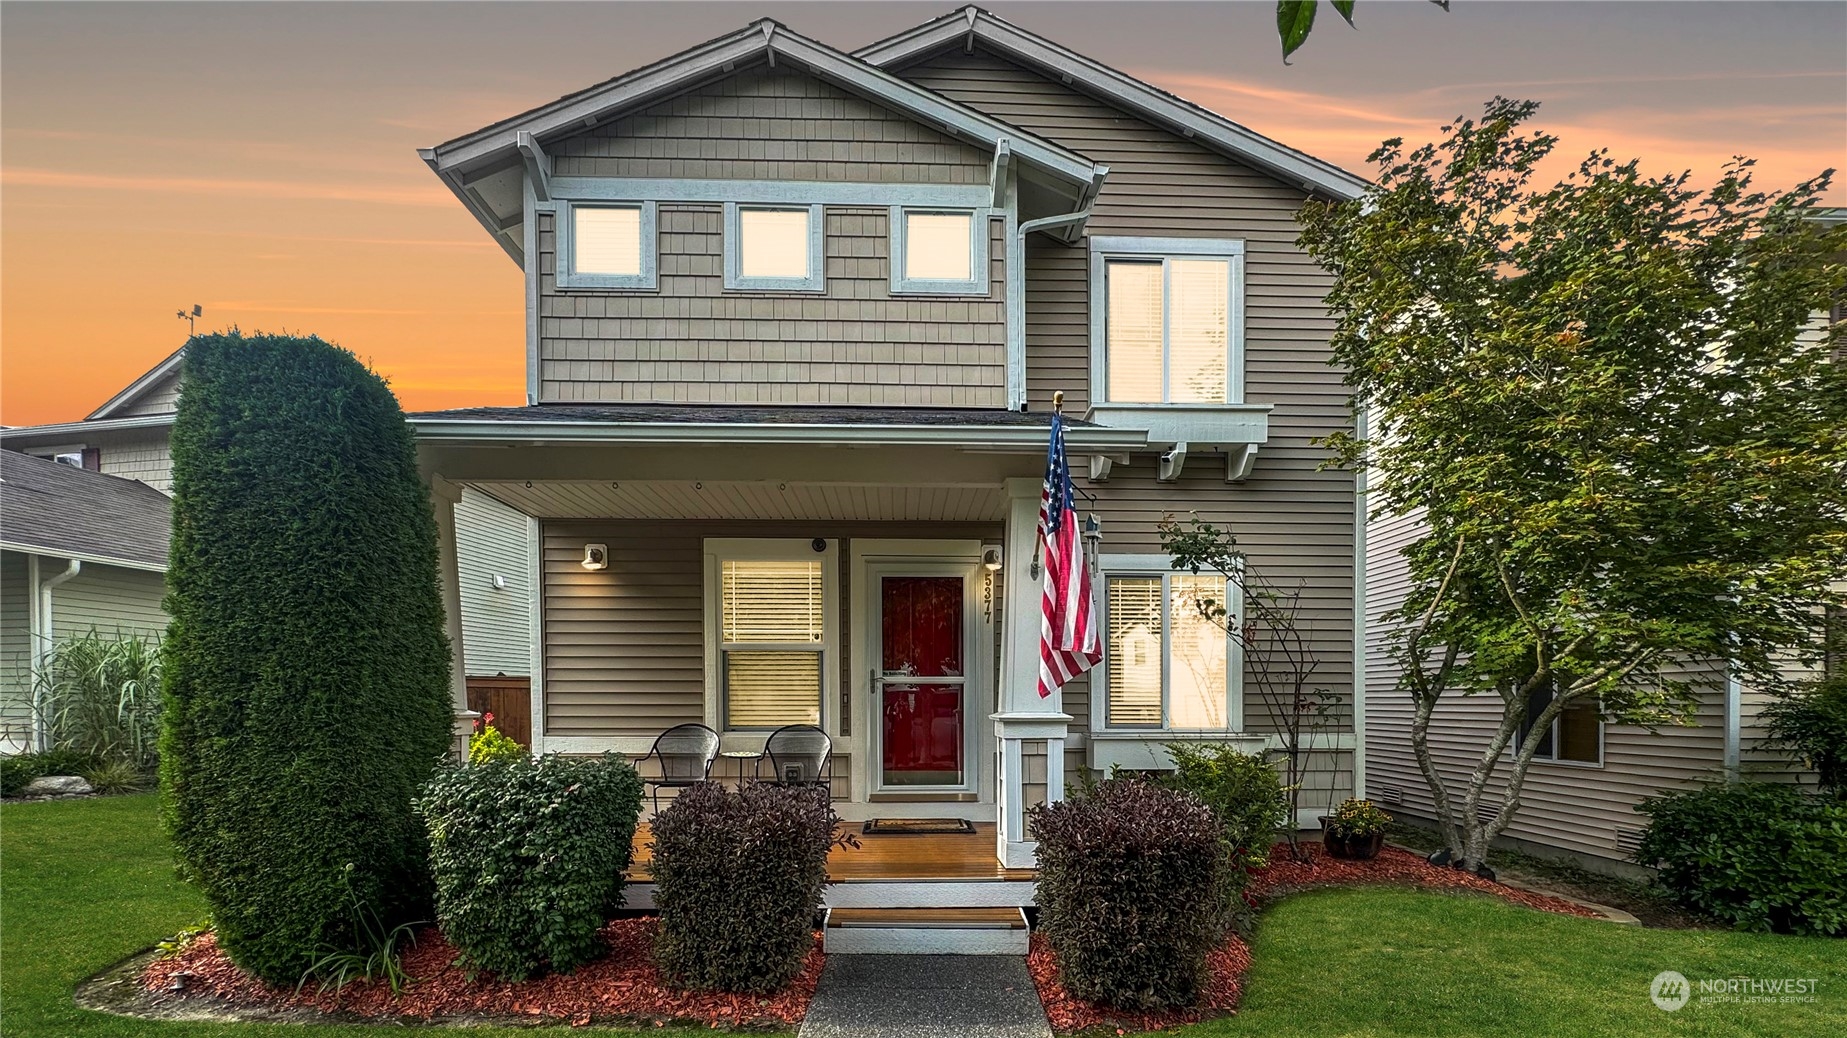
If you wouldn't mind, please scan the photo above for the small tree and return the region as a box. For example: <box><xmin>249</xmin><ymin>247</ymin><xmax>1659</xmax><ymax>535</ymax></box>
<box><xmin>1301</xmin><ymin>98</ymin><xmax>1847</xmax><ymax>869</ymax></box>
<box><xmin>1160</xmin><ymin>515</ymin><xmax>1338</xmax><ymax>860</ymax></box>
<box><xmin>161</xmin><ymin>332</ymin><xmax>455</xmax><ymax>985</ymax></box>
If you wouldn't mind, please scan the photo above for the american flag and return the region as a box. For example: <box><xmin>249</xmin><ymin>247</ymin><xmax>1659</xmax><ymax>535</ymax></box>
<box><xmin>1037</xmin><ymin>411</ymin><xmax>1101</xmax><ymax>699</ymax></box>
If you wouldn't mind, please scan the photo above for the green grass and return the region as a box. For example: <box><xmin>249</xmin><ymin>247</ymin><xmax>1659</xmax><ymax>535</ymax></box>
<box><xmin>7</xmin><ymin>797</ymin><xmax>1842</xmax><ymax>1037</ymax></box>
<box><xmin>0</xmin><ymin>794</ymin><xmax>642</xmax><ymax>1036</ymax></box>
<box><xmin>1186</xmin><ymin>887</ymin><xmax>1845</xmax><ymax>1037</ymax></box>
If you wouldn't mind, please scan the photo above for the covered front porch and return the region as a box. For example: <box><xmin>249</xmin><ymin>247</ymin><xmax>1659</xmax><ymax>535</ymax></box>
<box><xmin>413</xmin><ymin>404</ymin><xmax>1147</xmax><ymax>870</ymax></box>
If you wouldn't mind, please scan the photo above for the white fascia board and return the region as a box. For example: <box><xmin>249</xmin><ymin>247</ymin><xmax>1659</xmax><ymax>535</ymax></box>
<box><xmin>0</xmin><ymin>542</ymin><xmax>166</xmax><ymax>574</ymax></box>
<box><xmin>0</xmin><ymin>414</ymin><xmax>176</xmax><ymax>443</ymax></box>
<box><xmin>856</xmin><ymin>12</ymin><xmax>1369</xmax><ymax>201</ymax></box>
<box><xmin>410</xmin><ymin>418</ymin><xmax>1146</xmax><ymax>452</ymax></box>
<box><xmin>426</xmin><ymin>21</ymin><xmax>1099</xmax><ymax>198</ymax></box>
<box><xmin>87</xmin><ymin>349</ymin><xmax>185</xmax><ymax>420</ymax></box>
<box><xmin>421</xmin><ymin>150</ymin><xmax>525</xmax><ymax>267</ymax></box>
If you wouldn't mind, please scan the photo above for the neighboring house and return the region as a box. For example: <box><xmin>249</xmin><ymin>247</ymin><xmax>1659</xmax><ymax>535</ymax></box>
<box><xmin>409</xmin><ymin>4</ymin><xmax>1369</xmax><ymax>878</ymax></box>
<box><xmin>0</xmin><ymin>349</ymin><xmax>536</xmax><ymax>706</ymax></box>
<box><xmin>0</xmin><ymin>450</ymin><xmax>171</xmax><ymax>753</ymax></box>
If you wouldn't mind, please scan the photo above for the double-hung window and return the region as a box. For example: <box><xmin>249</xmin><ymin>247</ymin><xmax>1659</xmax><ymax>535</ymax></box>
<box><xmin>1096</xmin><ymin>558</ymin><xmax>1242</xmax><ymax>731</ymax></box>
<box><xmin>1090</xmin><ymin>238</ymin><xmax>1245</xmax><ymax>405</ymax></box>
<box><xmin>890</xmin><ymin>207</ymin><xmax>987</xmax><ymax>295</ymax></box>
<box><xmin>557</xmin><ymin>201</ymin><xmax>657</xmax><ymax>289</ymax></box>
<box><xmin>724</xmin><ymin>203</ymin><xmax>825</xmax><ymax>292</ymax></box>
<box><xmin>706</xmin><ymin>540</ymin><xmax>836</xmax><ymax>731</ymax></box>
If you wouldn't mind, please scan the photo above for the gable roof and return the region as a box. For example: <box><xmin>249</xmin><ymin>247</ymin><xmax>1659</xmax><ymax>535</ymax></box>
<box><xmin>87</xmin><ymin>346</ymin><xmax>184</xmax><ymax>420</ymax></box>
<box><xmin>855</xmin><ymin>6</ymin><xmax>1369</xmax><ymax>201</ymax></box>
<box><xmin>0</xmin><ymin>450</ymin><xmax>171</xmax><ymax>571</ymax></box>
<box><xmin>423</xmin><ymin>18</ymin><xmax>1107</xmax><ymax>264</ymax></box>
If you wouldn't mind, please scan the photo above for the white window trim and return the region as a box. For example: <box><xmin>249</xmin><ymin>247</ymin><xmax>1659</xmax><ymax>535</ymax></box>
<box><xmin>889</xmin><ymin>206</ymin><xmax>990</xmax><ymax>295</ymax></box>
<box><xmin>1522</xmin><ymin>700</ymin><xmax>1606</xmax><ymax>769</ymax></box>
<box><xmin>723</xmin><ymin>202</ymin><xmax>826</xmax><ymax>293</ymax></box>
<box><xmin>702</xmin><ymin>538</ymin><xmax>840</xmax><ymax>738</ymax></box>
<box><xmin>1088</xmin><ymin>236</ymin><xmax>1246</xmax><ymax>406</ymax></box>
<box><xmin>556</xmin><ymin>200</ymin><xmax>658</xmax><ymax>290</ymax></box>
<box><xmin>1090</xmin><ymin>553</ymin><xmax>1244</xmax><ymax>735</ymax></box>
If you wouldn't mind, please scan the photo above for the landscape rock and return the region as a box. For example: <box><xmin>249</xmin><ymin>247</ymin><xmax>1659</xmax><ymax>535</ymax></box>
<box><xmin>24</xmin><ymin>774</ymin><xmax>93</xmax><ymax>796</ymax></box>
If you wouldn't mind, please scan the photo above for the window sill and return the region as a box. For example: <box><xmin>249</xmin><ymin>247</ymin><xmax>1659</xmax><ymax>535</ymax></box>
<box><xmin>1086</xmin><ymin>730</ymin><xmax>1267</xmax><ymax>771</ymax></box>
<box><xmin>1085</xmin><ymin>403</ymin><xmax>1271</xmax><ymax>445</ymax></box>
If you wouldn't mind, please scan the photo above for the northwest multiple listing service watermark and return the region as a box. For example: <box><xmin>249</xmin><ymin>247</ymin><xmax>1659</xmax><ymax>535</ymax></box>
<box><xmin>1650</xmin><ymin>971</ymin><xmax>1822</xmax><ymax>1012</ymax></box>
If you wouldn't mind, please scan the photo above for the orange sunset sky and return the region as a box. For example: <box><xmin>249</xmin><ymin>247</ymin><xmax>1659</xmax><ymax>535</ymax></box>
<box><xmin>3</xmin><ymin>1</ymin><xmax>1843</xmax><ymax>426</ymax></box>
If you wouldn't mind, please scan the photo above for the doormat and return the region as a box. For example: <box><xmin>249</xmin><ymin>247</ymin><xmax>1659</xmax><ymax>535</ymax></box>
<box><xmin>862</xmin><ymin>818</ymin><xmax>978</xmax><ymax>835</ymax></box>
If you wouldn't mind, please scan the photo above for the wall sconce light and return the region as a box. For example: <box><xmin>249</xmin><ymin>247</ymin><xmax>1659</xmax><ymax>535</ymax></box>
<box><xmin>1083</xmin><ymin>515</ymin><xmax>1102</xmax><ymax>574</ymax></box>
<box><xmin>581</xmin><ymin>543</ymin><xmax>608</xmax><ymax>571</ymax></box>
<box><xmin>982</xmin><ymin>545</ymin><xmax>1004</xmax><ymax>572</ymax></box>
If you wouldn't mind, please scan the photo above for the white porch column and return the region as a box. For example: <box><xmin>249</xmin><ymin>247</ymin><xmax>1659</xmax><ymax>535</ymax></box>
<box><xmin>992</xmin><ymin>477</ymin><xmax>1072</xmax><ymax>868</ymax></box>
<box><xmin>430</xmin><ymin>476</ymin><xmax>476</xmax><ymax>758</ymax></box>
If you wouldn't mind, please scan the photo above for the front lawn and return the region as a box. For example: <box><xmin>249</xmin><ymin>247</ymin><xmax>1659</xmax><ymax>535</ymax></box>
<box><xmin>5</xmin><ymin>796</ymin><xmax>1842</xmax><ymax>1037</ymax></box>
<box><xmin>0</xmin><ymin>794</ymin><xmax>637</xmax><ymax>1037</ymax></box>
<box><xmin>1189</xmin><ymin>886</ymin><xmax>1844</xmax><ymax>1037</ymax></box>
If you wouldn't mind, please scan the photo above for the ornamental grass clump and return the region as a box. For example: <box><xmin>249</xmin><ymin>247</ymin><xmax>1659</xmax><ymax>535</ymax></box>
<box><xmin>1029</xmin><ymin>776</ymin><xmax>1230</xmax><ymax>1010</ymax></box>
<box><xmin>649</xmin><ymin>782</ymin><xmax>844</xmax><ymax>993</ymax></box>
<box><xmin>416</xmin><ymin>753</ymin><xmax>643</xmax><ymax>981</ymax></box>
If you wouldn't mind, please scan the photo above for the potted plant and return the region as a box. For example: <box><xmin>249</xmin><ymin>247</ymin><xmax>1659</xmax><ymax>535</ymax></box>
<box><xmin>1319</xmin><ymin>798</ymin><xmax>1391</xmax><ymax>860</ymax></box>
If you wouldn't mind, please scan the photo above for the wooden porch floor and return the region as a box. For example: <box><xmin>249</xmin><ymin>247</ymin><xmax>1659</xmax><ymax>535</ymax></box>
<box><xmin>627</xmin><ymin>821</ymin><xmax>1035</xmax><ymax>883</ymax></box>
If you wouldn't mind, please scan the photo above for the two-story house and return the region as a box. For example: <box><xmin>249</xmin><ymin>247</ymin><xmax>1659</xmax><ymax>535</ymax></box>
<box><xmin>408</xmin><ymin>4</ymin><xmax>1368</xmax><ymax>897</ymax></box>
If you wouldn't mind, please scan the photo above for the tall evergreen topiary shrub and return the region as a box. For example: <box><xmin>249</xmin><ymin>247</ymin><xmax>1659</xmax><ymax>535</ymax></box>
<box><xmin>160</xmin><ymin>332</ymin><xmax>455</xmax><ymax>985</ymax></box>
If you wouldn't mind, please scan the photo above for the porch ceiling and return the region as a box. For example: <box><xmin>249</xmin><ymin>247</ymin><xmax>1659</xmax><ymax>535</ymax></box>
<box><xmin>471</xmin><ymin>479</ymin><xmax>1007</xmax><ymax>522</ymax></box>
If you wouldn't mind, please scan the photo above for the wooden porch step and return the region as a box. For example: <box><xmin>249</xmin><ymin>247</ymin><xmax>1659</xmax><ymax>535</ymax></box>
<box><xmin>828</xmin><ymin>907</ymin><xmax>1027</xmax><ymax>929</ymax></box>
<box><xmin>823</xmin><ymin>907</ymin><xmax>1030</xmax><ymax>955</ymax></box>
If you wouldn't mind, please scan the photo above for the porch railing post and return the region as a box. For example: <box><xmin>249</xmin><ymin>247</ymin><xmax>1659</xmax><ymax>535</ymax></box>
<box><xmin>993</xmin><ymin>477</ymin><xmax>1070</xmax><ymax>869</ymax></box>
<box><xmin>430</xmin><ymin>476</ymin><xmax>477</xmax><ymax>759</ymax></box>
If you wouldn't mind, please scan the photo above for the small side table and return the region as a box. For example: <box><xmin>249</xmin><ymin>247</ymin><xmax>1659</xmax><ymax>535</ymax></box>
<box><xmin>719</xmin><ymin>749</ymin><xmax>762</xmax><ymax>784</ymax></box>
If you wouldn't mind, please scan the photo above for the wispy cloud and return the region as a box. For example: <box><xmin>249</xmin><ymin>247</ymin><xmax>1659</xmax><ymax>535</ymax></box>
<box><xmin>1</xmin><ymin>167</ymin><xmax>450</xmax><ymax>207</ymax></box>
<box><xmin>208</xmin><ymin>301</ymin><xmax>520</xmax><ymax>317</ymax></box>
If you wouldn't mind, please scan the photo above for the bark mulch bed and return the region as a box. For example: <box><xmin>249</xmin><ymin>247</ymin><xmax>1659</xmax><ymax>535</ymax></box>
<box><xmin>1027</xmin><ymin>842</ymin><xmax>1602</xmax><ymax>1034</ymax></box>
<box><xmin>137</xmin><ymin>917</ymin><xmax>822</xmax><ymax>1030</ymax></box>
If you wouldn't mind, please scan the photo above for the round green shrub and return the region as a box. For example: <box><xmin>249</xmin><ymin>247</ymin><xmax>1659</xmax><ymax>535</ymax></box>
<box><xmin>417</xmin><ymin>754</ymin><xmax>643</xmax><ymax>981</ymax></box>
<box><xmin>1029</xmin><ymin>776</ymin><xmax>1230</xmax><ymax>1010</ymax></box>
<box><xmin>649</xmin><ymin>783</ymin><xmax>839</xmax><ymax>993</ymax></box>
<box><xmin>1636</xmin><ymin>781</ymin><xmax>1847</xmax><ymax>937</ymax></box>
<box><xmin>1764</xmin><ymin>674</ymin><xmax>1847</xmax><ymax>798</ymax></box>
<box><xmin>467</xmin><ymin>723</ymin><xmax>524</xmax><ymax>767</ymax></box>
<box><xmin>159</xmin><ymin>332</ymin><xmax>456</xmax><ymax>985</ymax></box>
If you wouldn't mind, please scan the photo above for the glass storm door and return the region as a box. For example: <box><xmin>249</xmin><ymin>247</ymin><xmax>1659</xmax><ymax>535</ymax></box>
<box><xmin>876</xmin><ymin>575</ymin><xmax>966</xmax><ymax>788</ymax></box>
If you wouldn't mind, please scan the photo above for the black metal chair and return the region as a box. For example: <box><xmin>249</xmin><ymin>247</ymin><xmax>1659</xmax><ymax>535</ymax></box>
<box><xmin>764</xmin><ymin>723</ymin><xmax>832</xmax><ymax>788</ymax></box>
<box><xmin>638</xmin><ymin>722</ymin><xmax>720</xmax><ymax>813</ymax></box>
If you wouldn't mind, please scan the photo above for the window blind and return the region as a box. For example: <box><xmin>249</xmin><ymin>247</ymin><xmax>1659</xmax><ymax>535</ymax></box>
<box><xmin>574</xmin><ymin>206</ymin><xmax>643</xmax><ymax>276</ymax></box>
<box><xmin>1106</xmin><ymin>577</ymin><xmax>1163</xmax><ymax>726</ymax></box>
<box><xmin>721</xmin><ymin>559</ymin><xmax>825</xmax><ymax>728</ymax></box>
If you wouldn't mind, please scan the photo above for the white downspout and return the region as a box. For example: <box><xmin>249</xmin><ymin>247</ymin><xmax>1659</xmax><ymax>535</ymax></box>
<box><xmin>1009</xmin><ymin>167</ymin><xmax>1108</xmax><ymax>411</ymax></box>
<box><xmin>29</xmin><ymin>557</ymin><xmax>82</xmax><ymax>751</ymax></box>
<box><xmin>1723</xmin><ymin>668</ymin><xmax>1742</xmax><ymax>782</ymax></box>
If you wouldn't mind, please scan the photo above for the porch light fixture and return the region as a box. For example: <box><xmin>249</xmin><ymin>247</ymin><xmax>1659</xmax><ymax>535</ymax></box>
<box><xmin>1083</xmin><ymin>515</ymin><xmax>1102</xmax><ymax>574</ymax></box>
<box><xmin>581</xmin><ymin>543</ymin><xmax>608</xmax><ymax>571</ymax></box>
<box><xmin>982</xmin><ymin>545</ymin><xmax>1003</xmax><ymax>572</ymax></box>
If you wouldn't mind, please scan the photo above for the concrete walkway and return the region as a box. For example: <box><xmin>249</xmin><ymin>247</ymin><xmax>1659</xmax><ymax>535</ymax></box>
<box><xmin>799</xmin><ymin>955</ymin><xmax>1051</xmax><ymax>1038</ymax></box>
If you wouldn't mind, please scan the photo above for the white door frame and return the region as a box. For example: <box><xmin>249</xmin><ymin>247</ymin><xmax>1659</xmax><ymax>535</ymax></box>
<box><xmin>847</xmin><ymin>540</ymin><xmax>994</xmax><ymax>817</ymax></box>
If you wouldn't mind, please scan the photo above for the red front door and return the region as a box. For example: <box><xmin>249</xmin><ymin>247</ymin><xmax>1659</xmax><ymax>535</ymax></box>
<box><xmin>878</xmin><ymin>575</ymin><xmax>965</xmax><ymax>788</ymax></box>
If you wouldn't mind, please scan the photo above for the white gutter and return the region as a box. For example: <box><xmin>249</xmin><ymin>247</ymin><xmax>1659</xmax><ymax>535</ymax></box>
<box><xmin>0</xmin><ymin>541</ymin><xmax>165</xmax><ymax>574</ymax></box>
<box><xmin>28</xmin><ymin>557</ymin><xmax>82</xmax><ymax>752</ymax></box>
<box><xmin>410</xmin><ymin>417</ymin><xmax>1147</xmax><ymax>451</ymax></box>
<box><xmin>0</xmin><ymin>413</ymin><xmax>176</xmax><ymax>444</ymax></box>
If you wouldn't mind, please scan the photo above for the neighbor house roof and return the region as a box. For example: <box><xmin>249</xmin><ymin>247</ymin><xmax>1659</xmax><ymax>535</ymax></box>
<box><xmin>855</xmin><ymin>6</ymin><xmax>1370</xmax><ymax>201</ymax></box>
<box><xmin>0</xmin><ymin>450</ymin><xmax>171</xmax><ymax>571</ymax></box>
<box><xmin>86</xmin><ymin>346</ymin><xmax>185</xmax><ymax>420</ymax></box>
<box><xmin>423</xmin><ymin>17</ymin><xmax>1108</xmax><ymax>265</ymax></box>
<box><xmin>409</xmin><ymin>403</ymin><xmax>1146</xmax><ymax>451</ymax></box>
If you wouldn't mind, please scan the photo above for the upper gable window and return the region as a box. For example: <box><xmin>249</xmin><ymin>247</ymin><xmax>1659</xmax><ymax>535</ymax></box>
<box><xmin>1090</xmin><ymin>237</ymin><xmax>1245</xmax><ymax>405</ymax></box>
<box><xmin>891</xmin><ymin>208</ymin><xmax>987</xmax><ymax>295</ymax></box>
<box><xmin>725</xmin><ymin>203</ymin><xmax>825</xmax><ymax>292</ymax></box>
<box><xmin>557</xmin><ymin>202</ymin><xmax>657</xmax><ymax>290</ymax></box>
